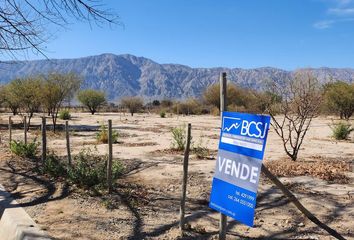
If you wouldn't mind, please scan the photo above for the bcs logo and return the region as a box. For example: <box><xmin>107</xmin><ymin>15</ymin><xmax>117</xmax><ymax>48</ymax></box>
<box><xmin>240</xmin><ymin>120</ymin><xmax>268</xmax><ymax>139</ymax></box>
<box><xmin>223</xmin><ymin>117</ymin><xmax>268</xmax><ymax>139</ymax></box>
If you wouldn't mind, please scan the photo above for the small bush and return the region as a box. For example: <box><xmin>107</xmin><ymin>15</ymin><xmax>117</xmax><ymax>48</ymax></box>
<box><xmin>160</xmin><ymin>111</ymin><xmax>166</xmax><ymax>118</ymax></box>
<box><xmin>10</xmin><ymin>140</ymin><xmax>38</xmax><ymax>158</ymax></box>
<box><xmin>68</xmin><ymin>149</ymin><xmax>124</xmax><ymax>188</ymax></box>
<box><xmin>112</xmin><ymin>160</ymin><xmax>124</xmax><ymax>179</ymax></box>
<box><xmin>102</xmin><ymin>198</ymin><xmax>118</xmax><ymax>209</ymax></box>
<box><xmin>96</xmin><ymin>124</ymin><xmax>119</xmax><ymax>144</ymax></box>
<box><xmin>193</xmin><ymin>135</ymin><xmax>210</xmax><ymax>159</ymax></box>
<box><xmin>194</xmin><ymin>146</ymin><xmax>210</xmax><ymax>159</ymax></box>
<box><xmin>42</xmin><ymin>153</ymin><xmax>67</xmax><ymax>177</ymax></box>
<box><xmin>59</xmin><ymin>109</ymin><xmax>71</xmax><ymax>120</ymax></box>
<box><xmin>67</xmin><ymin>149</ymin><xmax>105</xmax><ymax>188</ymax></box>
<box><xmin>331</xmin><ymin>122</ymin><xmax>354</xmax><ymax>140</ymax></box>
<box><xmin>210</xmin><ymin>106</ymin><xmax>220</xmax><ymax>116</ymax></box>
<box><xmin>171</xmin><ymin>125</ymin><xmax>190</xmax><ymax>151</ymax></box>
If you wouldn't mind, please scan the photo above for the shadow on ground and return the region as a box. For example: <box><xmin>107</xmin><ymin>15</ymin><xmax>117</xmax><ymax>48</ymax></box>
<box><xmin>0</xmin><ymin>150</ymin><xmax>351</xmax><ymax>240</ymax></box>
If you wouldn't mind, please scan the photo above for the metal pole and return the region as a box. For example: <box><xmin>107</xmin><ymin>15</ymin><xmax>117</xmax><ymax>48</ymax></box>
<box><xmin>179</xmin><ymin>123</ymin><xmax>192</xmax><ymax>233</ymax></box>
<box><xmin>219</xmin><ymin>72</ymin><xmax>227</xmax><ymax>240</ymax></box>
<box><xmin>107</xmin><ymin>120</ymin><xmax>113</xmax><ymax>193</ymax></box>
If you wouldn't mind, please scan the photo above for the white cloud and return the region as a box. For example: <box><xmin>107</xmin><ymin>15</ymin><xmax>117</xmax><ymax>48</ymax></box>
<box><xmin>313</xmin><ymin>0</ymin><xmax>354</xmax><ymax>29</ymax></box>
<box><xmin>335</xmin><ymin>0</ymin><xmax>352</xmax><ymax>5</ymax></box>
<box><xmin>313</xmin><ymin>17</ymin><xmax>354</xmax><ymax>29</ymax></box>
<box><xmin>324</xmin><ymin>0</ymin><xmax>353</xmax><ymax>6</ymax></box>
<box><xmin>313</xmin><ymin>20</ymin><xmax>335</xmax><ymax>29</ymax></box>
<box><xmin>328</xmin><ymin>7</ymin><xmax>354</xmax><ymax>15</ymax></box>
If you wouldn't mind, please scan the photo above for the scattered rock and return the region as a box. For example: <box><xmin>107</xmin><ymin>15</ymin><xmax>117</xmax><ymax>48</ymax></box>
<box><xmin>298</xmin><ymin>222</ymin><xmax>305</xmax><ymax>227</ymax></box>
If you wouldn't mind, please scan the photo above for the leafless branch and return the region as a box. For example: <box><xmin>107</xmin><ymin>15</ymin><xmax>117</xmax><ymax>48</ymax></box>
<box><xmin>0</xmin><ymin>0</ymin><xmax>121</xmax><ymax>61</ymax></box>
<box><xmin>264</xmin><ymin>71</ymin><xmax>323</xmax><ymax>161</ymax></box>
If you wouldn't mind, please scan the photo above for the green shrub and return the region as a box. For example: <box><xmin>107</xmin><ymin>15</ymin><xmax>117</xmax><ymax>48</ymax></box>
<box><xmin>194</xmin><ymin>146</ymin><xmax>210</xmax><ymax>159</ymax></box>
<box><xmin>42</xmin><ymin>153</ymin><xmax>67</xmax><ymax>177</ymax></box>
<box><xmin>59</xmin><ymin>109</ymin><xmax>71</xmax><ymax>120</ymax></box>
<box><xmin>331</xmin><ymin>122</ymin><xmax>354</xmax><ymax>140</ymax></box>
<box><xmin>67</xmin><ymin>149</ymin><xmax>105</xmax><ymax>188</ymax></box>
<box><xmin>112</xmin><ymin>160</ymin><xmax>124</xmax><ymax>179</ymax></box>
<box><xmin>160</xmin><ymin>111</ymin><xmax>166</xmax><ymax>118</ymax></box>
<box><xmin>102</xmin><ymin>198</ymin><xmax>118</xmax><ymax>209</ymax></box>
<box><xmin>68</xmin><ymin>149</ymin><xmax>124</xmax><ymax>188</ymax></box>
<box><xmin>193</xmin><ymin>135</ymin><xmax>210</xmax><ymax>159</ymax></box>
<box><xmin>171</xmin><ymin>125</ymin><xmax>187</xmax><ymax>151</ymax></box>
<box><xmin>10</xmin><ymin>140</ymin><xmax>38</xmax><ymax>158</ymax></box>
<box><xmin>96</xmin><ymin>124</ymin><xmax>119</xmax><ymax>144</ymax></box>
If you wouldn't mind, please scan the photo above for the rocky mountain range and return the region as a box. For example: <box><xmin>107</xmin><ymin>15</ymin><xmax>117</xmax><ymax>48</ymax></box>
<box><xmin>0</xmin><ymin>53</ymin><xmax>353</xmax><ymax>101</ymax></box>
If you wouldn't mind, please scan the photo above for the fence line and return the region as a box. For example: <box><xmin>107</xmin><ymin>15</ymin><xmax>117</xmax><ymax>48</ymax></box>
<box><xmin>0</xmin><ymin>113</ymin><xmax>347</xmax><ymax>240</ymax></box>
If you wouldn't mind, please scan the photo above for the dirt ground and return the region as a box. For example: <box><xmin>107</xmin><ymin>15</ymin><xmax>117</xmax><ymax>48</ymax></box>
<box><xmin>0</xmin><ymin>112</ymin><xmax>353</xmax><ymax>240</ymax></box>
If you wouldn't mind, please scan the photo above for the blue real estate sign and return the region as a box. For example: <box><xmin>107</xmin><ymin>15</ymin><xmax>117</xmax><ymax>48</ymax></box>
<box><xmin>209</xmin><ymin>111</ymin><xmax>271</xmax><ymax>227</ymax></box>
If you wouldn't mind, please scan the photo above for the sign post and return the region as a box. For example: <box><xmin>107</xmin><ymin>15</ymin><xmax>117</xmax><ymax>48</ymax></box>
<box><xmin>210</xmin><ymin>111</ymin><xmax>270</xmax><ymax>227</ymax></box>
<box><xmin>219</xmin><ymin>72</ymin><xmax>227</xmax><ymax>240</ymax></box>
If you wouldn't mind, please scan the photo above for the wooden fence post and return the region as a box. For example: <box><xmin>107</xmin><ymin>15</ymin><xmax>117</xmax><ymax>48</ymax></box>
<box><xmin>65</xmin><ymin>121</ymin><xmax>72</xmax><ymax>166</ymax></box>
<box><xmin>179</xmin><ymin>123</ymin><xmax>192</xmax><ymax>233</ymax></box>
<box><xmin>8</xmin><ymin>116</ymin><xmax>12</xmax><ymax>145</ymax></box>
<box><xmin>107</xmin><ymin>119</ymin><xmax>113</xmax><ymax>193</ymax></box>
<box><xmin>219</xmin><ymin>72</ymin><xmax>227</xmax><ymax>240</ymax></box>
<box><xmin>23</xmin><ymin>116</ymin><xmax>27</xmax><ymax>144</ymax></box>
<box><xmin>41</xmin><ymin>117</ymin><xmax>47</xmax><ymax>163</ymax></box>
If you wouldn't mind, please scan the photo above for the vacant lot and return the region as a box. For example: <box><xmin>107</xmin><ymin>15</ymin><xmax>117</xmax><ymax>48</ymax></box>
<box><xmin>0</xmin><ymin>112</ymin><xmax>353</xmax><ymax>240</ymax></box>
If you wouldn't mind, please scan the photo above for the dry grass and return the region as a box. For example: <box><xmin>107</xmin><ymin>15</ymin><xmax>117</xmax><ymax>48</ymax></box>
<box><xmin>265</xmin><ymin>158</ymin><xmax>351</xmax><ymax>183</ymax></box>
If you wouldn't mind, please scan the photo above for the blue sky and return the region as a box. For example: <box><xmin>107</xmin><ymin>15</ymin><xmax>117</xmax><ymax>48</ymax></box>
<box><xmin>23</xmin><ymin>0</ymin><xmax>354</xmax><ymax>70</ymax></box>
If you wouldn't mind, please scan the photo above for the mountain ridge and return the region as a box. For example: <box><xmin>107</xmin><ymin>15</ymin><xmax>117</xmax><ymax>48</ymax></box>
<box><xmin>0</xmin><ymin>53</ymin><xmax>353</xmax><ymax>100</ymax></box>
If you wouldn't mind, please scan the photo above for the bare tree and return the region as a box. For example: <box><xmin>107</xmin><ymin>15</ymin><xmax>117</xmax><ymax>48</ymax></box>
<box><xmin>42</xmin><ymin>73</ymin><xmax>81</xmax><ymax>132</ymax></box>
<box><xmin>264</xmin><ymin>71</ymin><xmax>323</xmax><ymax>161</ymax></box>
<box><xmin>121</xmin><ymin>96</ymin><xmax>143</xmax><ymax>116</ymax></box>
<box><xmin>0</xmin><ymin>0</ymin><xmax>120</xmax><ymax>59</ymax></box>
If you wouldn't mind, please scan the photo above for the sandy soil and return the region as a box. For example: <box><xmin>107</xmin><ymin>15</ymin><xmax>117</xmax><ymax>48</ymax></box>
<box><xmin>0</xmin><ymin>112</ymin><xmax>353</xmax><ymax>240</ymax></box>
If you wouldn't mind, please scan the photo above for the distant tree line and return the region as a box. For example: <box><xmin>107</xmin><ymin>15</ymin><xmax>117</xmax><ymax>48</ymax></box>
<box><xmin>0</xmin><ymin>73</ymin><xmax>81</xmax><ymax>131</ymax></box>
<box><xmin>139</xmin><ymin>78</ymin><xmax>353</xmax><ymax>121</ymax></box>
<box><xmin>0</xmin><ymin>72</ymin><xmax>353</xmax><ymax>130</ymax></box>
<box><xmin>0</xmin><ymin>73</ymin><xmax>106</xmax><ymax>130</ymax></box>
<box><xmin>135</xmin><ymin>72</ymin><xmax>353</xmax><ymax>161</ymax></box>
